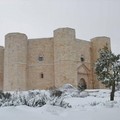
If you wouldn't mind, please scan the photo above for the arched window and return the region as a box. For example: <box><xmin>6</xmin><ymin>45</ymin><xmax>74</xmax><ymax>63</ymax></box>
<box><xmin>80</xmin><ymin>55</ymin><xmax>85</xmax><ymax>62</ymax></box>
<box><xmin>38</xmin><ymin>52</ymin><xmax>44</xmax><ymax>62</ymax></box>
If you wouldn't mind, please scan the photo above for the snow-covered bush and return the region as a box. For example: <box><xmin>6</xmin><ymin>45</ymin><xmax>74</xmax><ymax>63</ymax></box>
<box><xmin>90</xmin><ymin>101</ymin><xmax>100</xmax><ymax>106</ymax></box>
<box><xmin>50</xmin><ymin>89</ymin><xmax>63</xmax><ymax>97</ymax></box>
<box><xmin>103</xmin><ymin>101</ymin><xmax>118</xmax><ymax>108</ymax></box>
<box><xmin>0</xmin><ymin>90</ymin><xmax>50</xmax><ymax>107</ymax></box>
<box><xmin>61</xmin><ymin>84</ymin><xmax>75</xmax><ymax>90</ymax></box>
<box><xmin>49</xmin><ymin>86</ymin><xmax>72</xmax><ymax>108</ymax></box>
<box><xmin>50</xmin><ymin>96</ymin><xmax>71</xmax><ymax>108</ymax></box>
<box><xmin>58</xmin><ymin>84</ymin><xmax>81</xmax><ymax>97</ymax></box>
<box><xmin>116</xmin><ymin>83</ymin><xmax>120</xmax><ymax>91</ymax></box>
<box><xmin>0</xmin><ymin>89</ymin><xmax>72</xmax><ymax>108</ymax></box>
<box><xmin>26</xmin><ymin>91</ymin><xmax>48</xmax><ymax>107</ymax></box>
<box><xmin>0</xmin><ymin>91</ymin><xmax>11</xmax><ymax>99</ymax></box>
<box><xmin>79</xmin><ymin>91</ymin><xmax>89</xmax><ymax>98</ymax></box>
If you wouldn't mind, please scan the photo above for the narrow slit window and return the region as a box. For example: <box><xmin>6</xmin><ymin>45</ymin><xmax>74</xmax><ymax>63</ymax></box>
<box><xmin>40</xmin><ymin>73</ymin><xmax>44</xmax><ymax>78</ymax></box>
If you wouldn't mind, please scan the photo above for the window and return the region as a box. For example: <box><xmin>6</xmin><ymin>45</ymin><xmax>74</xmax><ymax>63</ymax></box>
<box><xmin>40</xmin><ymin>73</ymin><xmax>44</xmax><ymax>78</ymax></box>
<box><xmin>81</xmin><ymin>57</ymin><xmax>84</xmax><ymax>62</ymax></box>
<box><xmin>38</xmin><ymin>56</ymin><xmax>43</xmax><ymax>61</ymax></box>
<box><xmin>80</xmin><ymin>55</ymin><xmax>85</xmax><ymax>62</ymax></box>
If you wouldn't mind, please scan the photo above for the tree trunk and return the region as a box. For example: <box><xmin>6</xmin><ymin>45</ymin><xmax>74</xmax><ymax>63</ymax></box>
<box><xmin>110</xmin><ymin>80</ymin><xmax>115</xmax><ymax>101</ymax></box>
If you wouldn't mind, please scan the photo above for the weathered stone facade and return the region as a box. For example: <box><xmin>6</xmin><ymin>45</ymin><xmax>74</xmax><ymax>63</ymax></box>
<box><xmin>0</xmin><ymin>27</ymin><xmax>111</xmax><ymax>91</ymax></box>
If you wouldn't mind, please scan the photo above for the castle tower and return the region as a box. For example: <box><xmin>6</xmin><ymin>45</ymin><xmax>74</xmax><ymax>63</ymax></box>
<box><xmin>91</xmin><ymin>37</ymin><xmax>111</xmax><ymax>88</ymax></box>
<box><xmin>54</xmin><ymin>28</ymin><xmax>77</xmax><ymax>87</ymax></box>
<box><xmin>4</xmin><ymin>33</ymin><xmax>28</xmax><ymax>91</ymax></box>
<box><xmin>0</xmin><ymin>46</ymin><xmax>4</xmax><ymax>90</ymax></box>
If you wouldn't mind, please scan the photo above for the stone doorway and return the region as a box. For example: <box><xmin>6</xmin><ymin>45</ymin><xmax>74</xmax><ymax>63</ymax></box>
<box><xmin>78</xmin><ymin>78</ymin><xmax>87</xmax><ymax>90</ymax></box>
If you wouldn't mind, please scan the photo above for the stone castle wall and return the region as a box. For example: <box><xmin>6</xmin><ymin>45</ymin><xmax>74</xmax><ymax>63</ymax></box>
<box><xmin>27</xmin><ymin>38</ymin><xmax>54</xmax><ymax>89</ymax></box>
<box><xmin>4</xmin><ymin>33</ymin><xmax>27</xmax><ymax>91</ymax></box>
<box><xmin>91</xmin><ymin>37</ymin><xmax>111</xmax><ymax>88</ymax></box>
<box><xmin>0</xmin><ymin>46</ymin><xmax>4</xmax><ymax>90</ymax></box>
<box><xmin>54</xmin><ymin>28</ymin><xmax>77</xmax><ymax>87</ymax></box>
<box><xmin>0</xmin><ymin>27</ymin><xmax>111</xmax><ymax>91</ymax></box>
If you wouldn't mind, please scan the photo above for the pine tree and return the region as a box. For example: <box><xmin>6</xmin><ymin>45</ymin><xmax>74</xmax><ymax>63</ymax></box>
<box><xmin>95</xmin><ymin>46</ymin><xmax>120</xmax><ymax>101</ymax></box>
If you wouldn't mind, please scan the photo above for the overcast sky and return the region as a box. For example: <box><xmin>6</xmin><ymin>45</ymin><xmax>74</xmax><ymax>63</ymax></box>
<box><xmin>0</xmin><ymin>0</ymin><xmax>120</xmax><ymax>54</ymax></box>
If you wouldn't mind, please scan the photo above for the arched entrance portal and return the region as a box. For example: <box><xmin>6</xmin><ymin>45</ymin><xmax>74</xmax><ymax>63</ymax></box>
<box><xmin>78</xmin><ymin>78</ymin><xmax>87</xmax><ymax>90</ymax></box>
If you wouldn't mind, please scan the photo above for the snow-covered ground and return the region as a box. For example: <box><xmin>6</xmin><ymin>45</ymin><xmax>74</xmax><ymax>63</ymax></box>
<box><xmin>0</xmin><ymin>88</ymin><xmax>120</xmax><ymax>120</ymax></box>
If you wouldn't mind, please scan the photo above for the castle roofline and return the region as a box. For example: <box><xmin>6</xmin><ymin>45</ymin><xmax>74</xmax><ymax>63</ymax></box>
<box><xmin>91</xmin><ymin>36</ymin><xmax>110</xmax><ymax>41</ymax></box>
<box><xmin>76</xmin><ymin>38</ymin><xmax>90</xmax><ymax>43</ymax></box>
<box><xmin>28</xmin><ymin>37</ymin><xmax>53</xmax><ymax>41</ymax></box>
<box><xmin>5</xmin><ymin>32</ymin><xmax>27</xmax><ymax>38</ymax></box>
<box><xmin>0</xmin><ymin>46</ymin><xmax>4</xmax><ymax>49</ymax></box>
<box><xmin>54</xmin><ymin>27</ymin><xmax>75</xmax><ymax>32</ymax></box>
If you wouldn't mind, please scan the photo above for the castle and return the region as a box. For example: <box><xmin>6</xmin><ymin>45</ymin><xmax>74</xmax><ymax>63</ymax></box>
<box><xmin>0</xmin><ymin>28</ymin><xmax>111</xmax><ymax>91</ymax></box>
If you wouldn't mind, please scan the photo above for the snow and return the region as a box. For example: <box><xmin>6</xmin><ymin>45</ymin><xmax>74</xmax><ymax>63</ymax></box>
<box><xmin>0</xmin><ymin>89</ymin><xmax>120</xmax><ymax>120</ymax></box>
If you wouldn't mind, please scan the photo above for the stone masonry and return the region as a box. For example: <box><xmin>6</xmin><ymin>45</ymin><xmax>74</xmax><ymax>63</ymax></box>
<box><xmin>0</xmin><ymin>27</ymin><xmax>111</xmax><ymax>91</ymax></box>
